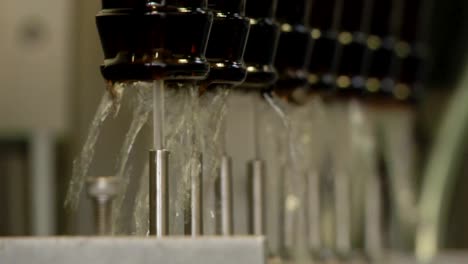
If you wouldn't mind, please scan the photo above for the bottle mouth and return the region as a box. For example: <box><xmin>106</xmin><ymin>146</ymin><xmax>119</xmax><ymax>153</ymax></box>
<box><xmin>101</xmin><ymin>0</ymin><xmax>208</xmax><ymax>10</ymax></box>
<box><xmin>100</xmin><ymin>53</ymin><xmax>210</xmax><ymax>82</ymax></box>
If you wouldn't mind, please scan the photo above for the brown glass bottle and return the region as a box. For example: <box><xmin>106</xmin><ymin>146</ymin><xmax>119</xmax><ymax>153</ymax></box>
<box><xmin>363</xmin><ymin>0</ymin><xmax>399</xmax><ymax>99</ymax></box>
<box><xmin>391</xmin><ymin>0</ymin><xmax>428</xmax><ymax>102</ymax></box>
<box><xmin>333</xmin><ymin>0</ymin><xmax>370</xmax><ymax>97</ymax></box>
<box><xmin>366</xmin><ymin>0</ymin><xmax>428</xmax><ymax>102</ymax></box>
<box><xmin>274</xmin><ymin>0</ymin><xmax>312</xmax><ymax>96</ymax></box>
<box><xmin>202</xmin><ymin>0</ymin><xmax>250</xmax><ymax>88</ymax></box>
<box><xmin>96</xmin><ymin>0</ymin><xmax>213</xmax><ymax>82</ymax></box>
<box><xmin>307</xmin><ymin>0</ymin><xmax>340</xmax><ymax>93</ymax></box>
<box><xmin>241</xmin><ymin>0</ymin><xmax>280</xmax><ymax>88</ymax></box>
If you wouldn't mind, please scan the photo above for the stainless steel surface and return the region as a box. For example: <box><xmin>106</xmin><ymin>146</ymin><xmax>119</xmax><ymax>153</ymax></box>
<box><xmin>248</xmin><ymin>159</ymin><xmax>265</xmax><ymax>236</ymax></box>
<box><xmin>0</xmin><ymin>237</ymin><xmax>266</xmax><ymax>264</ymax></box>
<box><xmin>86</xmin><ymin>176</ymin><xmax>119</xmax><ymax>235</ymax></box>
<box><xmin>217</xmin><ymin>155</ymin><xmax>233</xmax><ymax>235</ymax></box>
<box><xmin>3</xmin><ymin>237</ymin><xmax>468</xmax><ymax>264</ymax></box>
<box><xmin>389</xmin><ymin>251</ymin><xmax>468</xmax><ymax>264</ymax></box>
<box><xmin>186</xmin><ymin>153</ymin><xmax>203</xmax><ymax>236</ymax></box>
<box><xmin>149</xmin><ymin>149</ymin><xmax>169</xmax><ymax>236</ymax></box>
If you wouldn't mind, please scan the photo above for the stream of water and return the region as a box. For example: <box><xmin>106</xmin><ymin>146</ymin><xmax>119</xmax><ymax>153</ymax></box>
<box><xmin>65</xmin><ymin>83</ymin><xmax>125</xmax><ymax>211</ymax></box>
<box><xmin>133</xmin><ymin>83</ymin><xmax>230</xmax><ymax>235</ymax></box>
<box><xmin>111</xmin><ymin>82</ymin><xmax>153</xmax><ymax>234</ymax></box>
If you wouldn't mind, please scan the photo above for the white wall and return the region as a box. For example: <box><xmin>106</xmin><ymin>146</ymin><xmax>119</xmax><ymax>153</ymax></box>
<box><xmin>0</xmin><ymin>0</ymin><xmax>72</xmax><ymax>135</ymax></box>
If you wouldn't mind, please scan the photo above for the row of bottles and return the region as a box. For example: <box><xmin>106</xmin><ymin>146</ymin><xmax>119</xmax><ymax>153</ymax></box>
<box><xmin>96</xmin><ymin>0</ymin><xmax>429</xmax><ymax>104</ymax></box>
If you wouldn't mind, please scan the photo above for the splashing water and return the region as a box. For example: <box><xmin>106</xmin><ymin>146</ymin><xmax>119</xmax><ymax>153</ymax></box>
<box><xmin>263</xmin><ymin>93</ymin><xmax>303</xmax><ymax>198</ymax></box>
<box><xmin>198</xmin><ymin>86</ymin><xmax>231</xmax><ymax>233</ymax></box>
<box><xmin>65</xmin><ymin>84</ymin><xmax>125</xmax><ymax>211</ymax></box>
<box><xmin>134</xmin><ymin>163</ymin><xmax>150</xmax><ymax>236</ymax></box>
<box><xmin>132</xmin><ymin>84</ymin><xmax>198</xmax><ymax>234</ymax></box>
<box><xmin>199</xmin><ymin>86</ymin><xmax>231</xmax><ymax>183</ymax></box>
<box><xmin>132</xmin><ymin>83</ymin><xmax>191</xmax><ymax>235</ymax></box>
<box><xmin>132</xmin><ymin>84</ymin><xmax>231</xmax><ymax>235</ymax></box>
<box><xmin>171</xmin><ymin>84</ymin><xmax>202</xmax><ymax>232</ymax></box>
<box><xmin>112</xmin><ymin>82</ymin><xmax>153</xmax><ymax>234</ymax></box>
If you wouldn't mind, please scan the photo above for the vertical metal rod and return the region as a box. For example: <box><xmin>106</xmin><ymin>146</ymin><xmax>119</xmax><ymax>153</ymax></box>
<box><xmin>320</xmin><ymin>159</ymin><xmax>336</xmax><ymax>258</ymax></box>
<box><xmin>279</xmin><ymin>168</ymin><xmax>298</xmax><ymax>260</ymax></box>
<box><xmin>30</xmin><ymin>131</ymin><xmax>56</xmax><ymax>236</ymax></box>
<box><xmin>251</xmin><ymin>95</ymin><xmax>260</xmax><ymax>159</ymax></box>
<box><xmin>365</xmin><ymin>173</ymin><xmax>383</xmax><ymax>260</ymax></box>
<box><xmin>186</xmin><ymin>153</ymin><xmax>204</xmax><ymax>236</ymax></box>
<box><xmin>248</xmin><ymin>159</ymin><xmax>265</xmax><ymax>236</ymax></box>
<box><xmin>284</xmin><ymin>192</ymin><xmax>295</xmax><ymax>259</ymax></box>
<box><xmin>216</xmin><ymin>155</ymin><xmax>233</xmax><ymax>235</ymax></box>
<box><xmin>192</xmin><ymin>153</ymin><xmax>203</xmax><ymax>236</ymax></box>
<box><xmin>307</xmin><ymin>170</ymin><xmax>321</xmax><ymax>256</ymax></box>
<box><xmin>150</xmin><ymin>79</ymin><xmax>169</xmax><ymax>237</ymax></box>
<box><xmin>149</xmin><ymin>151</ymin><xmax>156</xmax><ymax>236</ymax></box>
<box><xmin>277</xmin><ymin>166</ymin><xmax>286</xmax><ymax>257</ymax></box>
<box><xmin>335</xmin><ymin>171</ymin><xmax>351</xmax><ymax>257</ymax></box>
<box><xmin>150</xmin><ymin>150</ymin><xmax>169</xmax><ymax>236</ymax></box>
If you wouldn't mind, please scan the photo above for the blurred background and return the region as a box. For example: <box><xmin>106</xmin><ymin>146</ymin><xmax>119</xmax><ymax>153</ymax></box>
<box><xmin>1</xmin><ymin>0</ymin><xmax>468</xmax><ymax>251</ymax></box>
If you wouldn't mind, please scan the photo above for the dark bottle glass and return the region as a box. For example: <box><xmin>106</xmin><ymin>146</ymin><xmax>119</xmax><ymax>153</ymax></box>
<box><xmin>333</xmin><ymin>0</ymin><xmax>369</xmax><ymax>96</ymax></box>
<box><xmin>363</xmin><ymin>0</ymin><xmax>398</xmax><ymax>98</ymax></box>
<box><xmin>309</xmin><ymin>0</ymin><xmax>337</xmax><ymax>31</ymax></box>
<box><xmin>392</xmin><ymin>0</ymin><xmax>428</xmax><ymax>102</ymax></box>
<box><xmin>369</xmin><ymin>0</ymin><xmax>393</xmax><ymax>37</ymax></box>
<box><xmin>274</xmin><ymin>0</ymin><xmax>313</xmax><ymax>94</ymax></box>
<box><xmin>203</xmin><ymin>0</ymin><xmax>250</xmax><ymax>88</ymax></box>
<box><xmin>242</xmin><ymin>0</ymin><xmax>280</xmax><ymax>88</ymax></box>
<box><xmin>96</xmin><ymin>0</ymin><xmax>213</xmax><ymax>82</ymax></box>
<box><xmin>395</xmin><ymin>52</ymin><xmax>425</xmax><ymax>101</ymax></box>
<box><xmin>307</xmin><ymin>0</ymin><xmax>338</xmax><ymax>92</ymax></box>
<box><xmin>400</xmin><ymin>0</ymin><xmax>424</xmax><ymax>43</ymax></box>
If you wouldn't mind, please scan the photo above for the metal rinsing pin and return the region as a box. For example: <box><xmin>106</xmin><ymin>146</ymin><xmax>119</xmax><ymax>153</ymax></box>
<box><xmin>87</xmin><ymin>176</ymin><xmax>120</xmax><ymax>235</ymax></box>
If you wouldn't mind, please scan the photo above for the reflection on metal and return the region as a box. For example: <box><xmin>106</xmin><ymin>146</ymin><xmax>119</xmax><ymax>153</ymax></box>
<box><xmin>216</xmin><ymin>156</ymin><xmax>233</xmax><ymax>236</ymax></box>
<box><xmin>149</xmin><ymin>150</ymin><xmax>169</xmax><ymax>237</ymax></box>
<box><xmin>248</xmin><ymin>160</ymin><xmax>265</xmax><ymax>236</ymax></box>
<box><xmin>31</xmin><ymin>131</ymin><xmax>56</xmax><ymax>236</ymax></box>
